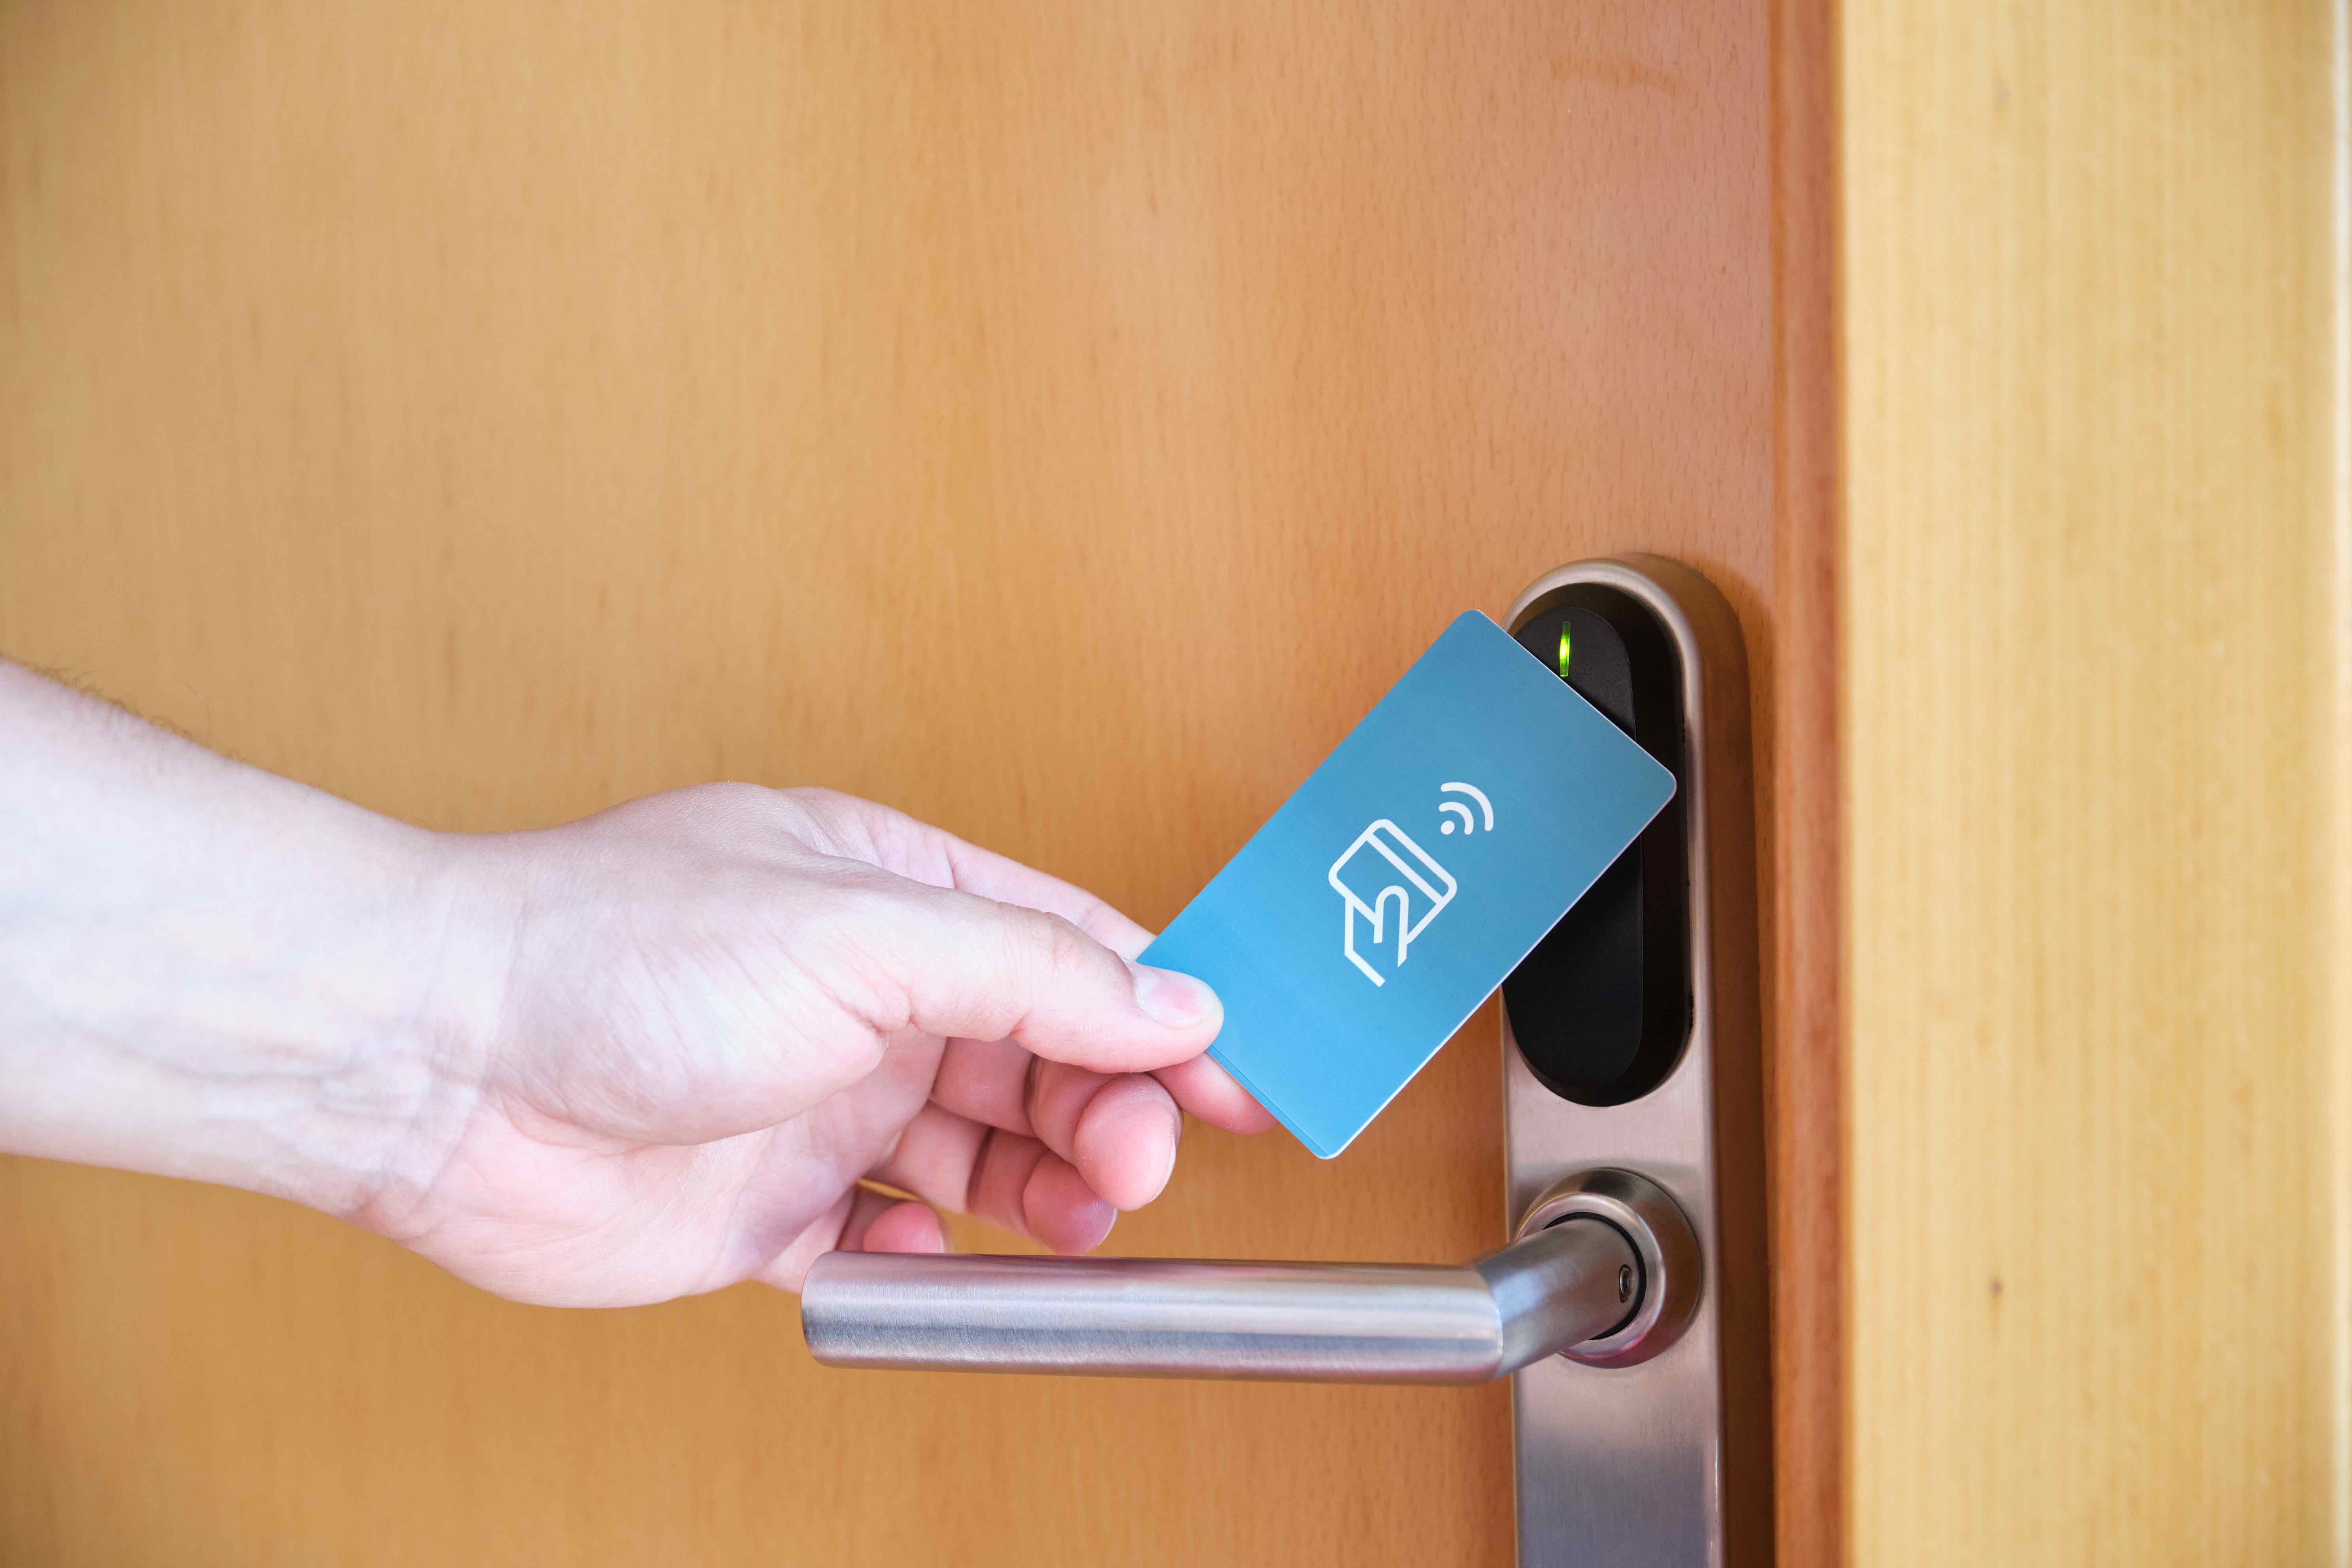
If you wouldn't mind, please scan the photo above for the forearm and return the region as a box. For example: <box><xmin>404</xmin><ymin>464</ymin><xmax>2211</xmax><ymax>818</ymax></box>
<box><xmin>0</xmin><ymin>661</ymin><xmax>489</xmax><ymax>1217</ymax></box>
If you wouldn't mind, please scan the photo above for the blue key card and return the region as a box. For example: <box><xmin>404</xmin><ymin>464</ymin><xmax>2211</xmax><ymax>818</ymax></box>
<box><xmin>1139</xmin><ymin>611</ymin><xmax>1676</xmax><ymax>1158</ymax></box>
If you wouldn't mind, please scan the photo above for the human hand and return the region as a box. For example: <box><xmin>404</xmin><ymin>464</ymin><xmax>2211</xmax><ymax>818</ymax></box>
<box><xmin>0</xmin><ymin>664</ymin><xmax>1267</xmax><ymax>1307</ymax></box>
<box><xmin>364</xmin><ymin>785</ymin><xmax>1272</xmax><ymax>1307</ymax></box>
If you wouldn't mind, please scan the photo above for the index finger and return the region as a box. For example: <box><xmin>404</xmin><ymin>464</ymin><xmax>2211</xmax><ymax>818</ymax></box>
<box><xmin>933</xmin><ymin>836</ymin><xmax>1154</xmax><ymax>959</ymax></box>
<box><xmin>937</xmin><ymin>842</ymin><xmax>1271</xmax><ymax>1129</ymax></box>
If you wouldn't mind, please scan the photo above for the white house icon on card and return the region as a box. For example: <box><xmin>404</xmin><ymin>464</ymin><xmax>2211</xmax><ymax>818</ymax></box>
<box><xmin>1328</xmin><ymin>821</ymin><xmax>1457</xmax><ymax>987</ymax></box>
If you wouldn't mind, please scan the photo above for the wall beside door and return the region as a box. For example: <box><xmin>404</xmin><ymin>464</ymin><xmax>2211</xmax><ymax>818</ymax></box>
<box><xmin>0</xmin><ymin>4</ymin><xmax>1834</xmax><ymax>1564</ymax></box>
<box><xmin>1843</xmin><ymin>4</ymin><xmax>2350</xmax><ymax>1563</ymax></box>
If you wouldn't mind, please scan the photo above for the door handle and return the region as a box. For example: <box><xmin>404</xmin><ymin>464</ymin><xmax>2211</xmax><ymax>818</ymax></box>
<box><xmin>801</xmin><ymin>1167</ymin><xmax>1698</xmax><ymax>1384</ymax></box>
<box><xmin>807</xmin><ymin>558</ymin><xmax>1764</xmax><ymax>1565</ymax></box>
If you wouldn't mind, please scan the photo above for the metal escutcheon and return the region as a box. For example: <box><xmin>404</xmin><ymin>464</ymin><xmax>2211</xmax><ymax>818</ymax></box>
<box><xmin>1516</xmin><ymin>1167</ymin><xmax>1702</xmax><ymax>1368</ymax></box>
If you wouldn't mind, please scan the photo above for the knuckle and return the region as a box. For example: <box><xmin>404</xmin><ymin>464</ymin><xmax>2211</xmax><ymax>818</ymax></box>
<box><xmin>1029</xmin><ymin>911</ymin><xmax>1096</xmax><ymax>983</ymax></box>
<box><xmin>769</xmin><ymin>787</ymin><xmax>858</xmax><ymax>851</ymax></box>
<box><xmin>777</xmin><ymin>785</ymin><xmax>858</xmax><ymax>829</ymax></box>
<box><xmin>683</xmin><ymin>779</ymin><xmax>779</xmax><ymax>822</ymax></box>
<box><xmin>1020</xmin><ymin>912</ymin><xmax>1101</xmax><ymax>1001</ymax></box>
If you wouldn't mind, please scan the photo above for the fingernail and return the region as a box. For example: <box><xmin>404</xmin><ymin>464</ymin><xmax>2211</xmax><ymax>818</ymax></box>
<box><xmin>1129</xmin><ymin>963</ymin><xmax>1217</xmax><ymax>1028</ymax></box>
<box><xmin>1071</xmin><ymin>1199</ymin><xmax>1117</xmax><ymax>1253</ymax></box>
<box><xmin>1151</xmin><ymin>1109</ymin><xmax>1182</xmax><ymax>1198</ymax></box>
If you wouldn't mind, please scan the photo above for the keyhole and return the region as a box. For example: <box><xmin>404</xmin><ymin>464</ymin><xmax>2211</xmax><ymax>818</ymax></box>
<box><xmin>1617</xmin><ymin>1264</ymin><xmax>1634</xmax><ymax>1304</ymax></box>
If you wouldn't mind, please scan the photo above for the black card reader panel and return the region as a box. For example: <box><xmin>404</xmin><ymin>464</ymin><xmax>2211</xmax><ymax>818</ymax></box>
<box><xmin>1503</xmin><ymin>586</ymin><xmax>1691</xmax><ymax>1106</ymax></box>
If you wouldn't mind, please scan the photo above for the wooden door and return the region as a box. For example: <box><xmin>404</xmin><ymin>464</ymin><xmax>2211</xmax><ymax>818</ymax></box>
<box><xmin>0</xmin><ymin>5</ymin><xmax>1820</xmax><ymax>1565</ymax></box>
<box><xmin>12</xmin><ymin>5</ymin><xmax>2335</xmax><ymax>1566</ymax></box>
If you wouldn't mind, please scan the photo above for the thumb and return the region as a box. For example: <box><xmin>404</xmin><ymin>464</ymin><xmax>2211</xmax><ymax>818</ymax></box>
<box><xmin>854</xmin><ymin>877</ymin><xmax>1222</xmax><ymax>1073</ymax></box>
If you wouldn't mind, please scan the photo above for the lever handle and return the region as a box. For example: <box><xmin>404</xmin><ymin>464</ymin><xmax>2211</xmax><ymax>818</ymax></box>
<box><xmin>800</xmin><ymin>1172</ymin><xmax>1692</xmax><ymax>1385</ymax></box>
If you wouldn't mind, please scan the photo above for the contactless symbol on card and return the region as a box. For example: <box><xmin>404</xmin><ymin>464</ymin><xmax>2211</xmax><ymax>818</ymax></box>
<box><xmin>1143</xmin><ymin>611</ymin><xmax>1673</xmax><ymax>1159</ymax></box>
<box><xmin>1326</xmin><ymin>783</ymin><xmax>1494</xmax><ymax>987</ymax></box>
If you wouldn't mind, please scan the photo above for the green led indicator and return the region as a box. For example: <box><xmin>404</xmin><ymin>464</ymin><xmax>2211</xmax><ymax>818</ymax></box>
<box><xmin>1557</xmin><ymin>620</ymin><xmax>1573</xmax><ymax>680</ymax></box>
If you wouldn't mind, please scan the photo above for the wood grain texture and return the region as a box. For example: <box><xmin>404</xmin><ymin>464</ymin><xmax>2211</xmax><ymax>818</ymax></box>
<box><xmin>1766</xmin><ymin>2</ymin><xmax>1843</xmax><ymax>1563</ymax></box>
<box><xmin>1843</xmin><ymin>4</ymin><xmax>2348</xmax><ymax>1564</ymax></box>
<box><xmin>0</xmin><ymin>4</ymin><xmax>1814</xmax><ymax>1564</ymax></box>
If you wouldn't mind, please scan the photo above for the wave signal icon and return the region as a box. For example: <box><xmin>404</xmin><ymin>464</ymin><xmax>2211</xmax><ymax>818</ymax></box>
<box><xmin>1437</xmin><ymin>781</ymin><xmax>1494</xmax><ymax>836</ymax></box>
